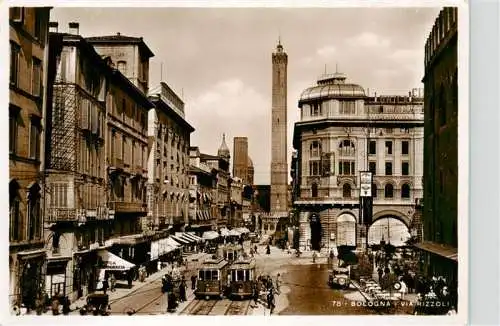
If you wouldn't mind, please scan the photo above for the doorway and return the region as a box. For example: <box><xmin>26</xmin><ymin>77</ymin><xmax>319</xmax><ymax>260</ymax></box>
<box><xmin>310</xmin><ymin>213</ymin><xmax>322</xmax><ymax>251</ymax></box>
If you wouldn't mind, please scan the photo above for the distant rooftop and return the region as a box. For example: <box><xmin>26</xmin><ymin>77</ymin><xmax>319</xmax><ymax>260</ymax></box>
<box><xmin>86</xmin><ymin>32</ymin><xmax>154</xmax><ymax>58</ymax></box>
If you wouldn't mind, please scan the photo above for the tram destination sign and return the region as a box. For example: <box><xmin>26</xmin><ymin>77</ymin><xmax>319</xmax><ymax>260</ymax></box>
<box><xmin>359</xmin><ymin>171</ymin><xmax>373</xmax><ymax>197</ymax></box>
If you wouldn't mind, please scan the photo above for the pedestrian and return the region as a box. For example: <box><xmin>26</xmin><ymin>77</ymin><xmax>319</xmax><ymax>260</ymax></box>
<box><xmin>109</xmin><ymin>273</ymin><xmax>116</xmax><ymax>292</ymax></box>
<box><xmin>62</xmin><ymin>297</ymin><xmax>71</xmax><ymax>315</ymax></box>
<box><xmin>127</xmin><ymin>271</ymin><xmax>133</xmax><ymax>288</ymax></box>
<box><xmin>267</xmin><ymin>288</ymin><xmax>275</xmax><ymax>314</ymax></box>
<box><xmin>51</xmin><ymin>294</ymin><xmax>60</xmax><ymax>316</ymax></box>
<box><xmin>250</xmin><ymin>247</ymin><xmax>254</xmax><ymax>257</ymax></box>
<box><xmin>191</xmin><ymin>274</ymin><xmax>197</xmax><ymax>290</ymax></box>
<box><xmin>254</xmin><ymin>245</ymin><xmax>258</xmax><ymax>254</ymax></box>
<box><xmin>312</xmin><ymin>251</ymin><xmax>317</xmax><ymax>263</ymax></box>
<box><xmin>102</xmin><ymin>276</ymin><xmax>109</xmax><ymax>294</ymax></box>
<box><xmin>252</xmin><ymin>283</ymin><xmax>259</xmax><ymax>306</ymax></box>
<box><xmin>266</xmin><ymin>244</ymin><xmax>271</xmax><ymax>255</ymax></box>
<box><xmin>275</xmin><ymin>273</ymin><xmax>281</xmax><ymax>293</ymax></box>
<box><xmin>179</xmin><ymin>279</ymin><xmax>187</xmax><ymax>302</ymax></box>
<box><xmin>377</xmin><ymin>267</ymin><xmax>383</xmax><ymax>282</ymax></box>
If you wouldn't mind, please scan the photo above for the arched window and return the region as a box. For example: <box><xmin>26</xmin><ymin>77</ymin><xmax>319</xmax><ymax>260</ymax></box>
<box><xmin>372</xmin><ymin>183</ymin><xmax>377</xmax><ymax>198</ymax></box>
<box><xmin>401</xmin><ymin>184</ymin><xmax>411</xmax><ymax>198</ymax></box>
<box><xmin>384</xmin><ymin>184</ymin><xmax>394</xmax><ymax>198</ymax></box>
<box><xmin>27</xmin><ymin>183</ymin><xmax>41</xmax><ymax>240</ymax></box>
<box><xmin>9</xmin><ymin>180</ymin><xmax>21</xmax><ymax>241</ymax></box>
<box><xmin>342</xmin><ymin>183</ymin><xmax>352</xmax><ymax>198</ymax></box>
<box><xmin>311</xmin><ymin>183</ymin><xmax>318</xmax><ymax>198</ymax></box>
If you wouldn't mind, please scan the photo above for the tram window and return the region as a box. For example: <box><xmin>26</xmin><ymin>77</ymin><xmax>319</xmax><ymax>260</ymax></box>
<box><xmin>231</xmin><ymin>270</ymin><xmax>236</xmax><ymax>281</ymax></box>
<box><xmin>211</xmin><ymin>270</ymin><xmax>219</xmax><ymax>280</ymax></box>
<box><xmin>228</xmin><ymin>252</ymin><xmax>234</xmax><ymax>261</ymax></box>
<box><xmin>237</xmin><ymin>270</ymin><xmax>244</xmax><ymax>281</ymax></box>
<box><xmin>198</xmin><ymin>270</ymin><xmax>204</xmax><ymax>280</ymax></box>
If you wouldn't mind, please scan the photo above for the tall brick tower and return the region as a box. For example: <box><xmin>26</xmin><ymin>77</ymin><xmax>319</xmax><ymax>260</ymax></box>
<box><xmin>270</xmin><ymin>40</ymin><xmax>288</xmax><ymax>214</ymax></box>
<box><xmin>233</xmin><ymin>137</ymin><xmax>249</xmax><ymax>183</ymax></box>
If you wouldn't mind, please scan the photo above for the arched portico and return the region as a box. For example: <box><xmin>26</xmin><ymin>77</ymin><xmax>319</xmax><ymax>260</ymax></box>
<box><xmin>372</xmin><ymin>210</ymin><xmax>411</xmax><ymax>228</ymax></box>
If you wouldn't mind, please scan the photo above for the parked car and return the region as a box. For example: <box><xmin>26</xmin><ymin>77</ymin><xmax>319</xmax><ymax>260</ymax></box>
<box><xmin>328</xmin><ymin>267</ymin><xmax>351</xmax><ymax>289</ymax></box>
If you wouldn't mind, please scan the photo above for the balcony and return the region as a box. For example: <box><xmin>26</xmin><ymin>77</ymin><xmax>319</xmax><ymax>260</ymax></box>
<box><xmin>46</xmin><ymin>207</ymin><xmax>111</xmax><ymax>223</ymax></box>
<box><xmin>109</xmin><ymin>201</ymin><xmax>146</xmax><ymax>213</ymax></box>
<box><xmin>109</xmin><ymin>157</ymin><xmax>124</xmax><ymax>172</ymax></box>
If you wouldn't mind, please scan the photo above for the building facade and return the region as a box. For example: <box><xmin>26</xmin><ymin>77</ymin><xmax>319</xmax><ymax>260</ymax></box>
<box><xmin>270</xmin><ymin>41</ymin><xmax>288</xmax><ymax>215</ymax></box>
<box><xmin>9</xmin><ymin>6</ymin><xmax>51</xmax><ymax>310</ymax></box>
<box><xmin>44</xmin><ymin>28</ymin><xmax>111</xmax><ymax>302</ymax></box>
<box><xmin>148</xmin><ymin>82</ymin><xmax>194</xmax><ymax>231</ymax></box>
<box><xmin>229</xmin><ymin>177</ymin><xmax>244</xmax><ymax>228</ymax></box>
<box><xmin>188</xmin><ymin>147</ymin><xmax>218</xmax><ymax>235</ymax></box>
<box><xmin>418</xmin><ymin>7</ymin><xmax>458</xmax><ymax>285</ymax></box>
<box><xmin>233</xmin><ymin>137</ymin><xmax>248</xmax><ymax>184</ymax></box>
<box><xmin>292</xmin><ymin>72</ymin><xmax>424</xmax><ymax>252</ymax></box>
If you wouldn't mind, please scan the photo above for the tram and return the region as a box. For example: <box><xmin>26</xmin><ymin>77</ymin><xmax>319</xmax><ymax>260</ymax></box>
<box><xmin>228</xmin><ymin>258</ymin><xmax>256</xmax><ymax>300</ymax></box>
<box><xmin>218</xmin><ymin>243</ymin><xmax>244</xmax><ymax>263</ymax></box>
<box><xmin>195</xmin><ymin>256</ymin><xmax>230</xmax><ymax>299</ymax></box>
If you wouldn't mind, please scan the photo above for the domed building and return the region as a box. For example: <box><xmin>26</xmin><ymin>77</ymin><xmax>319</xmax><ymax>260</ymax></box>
<box><xmin>292</xmin><ymin>72</ymin><xmax>424</xmax><ymax>252</ymax></box>
<box><xmin>247</xmin><ymin>156</ymin><xmax>254</xmax><ymax>185</ymax></box>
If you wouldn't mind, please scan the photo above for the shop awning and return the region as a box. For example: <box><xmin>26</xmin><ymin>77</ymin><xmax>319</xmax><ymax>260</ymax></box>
<box><xmin>414</xmin><ymin>242</ymin><xmax>458</xmax><ymax>262</ymax></box>
<box><xmin>229</xmin><ymin>229</ymin><xmax>242</xmax><ymax>236</ymax></box>
<box><xmin>182</xmin><ymin>232</ymin><xmax>202</xmax><ymax>242</ymax></box>
<box><xmin>172</xmin><ymin>235</ymin><xmax>190</xmax><ymax>245</ymax></box>
<box><xmin>196</xmin><ymin>211</ymin><xmax>203</xmax><ymax>221</ymax></box>
<box><xmin>97</xmin><ymin>250</ymin><xmax>135</xmax><ymax>271</ymax></box>
<box><xmin>235</xmin><ymin>227</ymin><xmax>250</xmax><ymax>234</ymax></box>
<box><xmin>166</xmin><ymin>237</ymin><xmax>182</xmax><ymax>248</ymax></box>
<box><xmin>175</xmin><ymin>232</ymin><xmax>196</xmax><ymax>244</ymax></box>
<box><xmin>187</xmin><ymin>233</ymin><xmax>204</xmax><ymax>242</ymax></box>
<box><xmin>220</xmin><ymin>228</ymin><xmax>230</xmax><ymax>237</ymax></box>
<box><xmin>202</xmin><ymin>231</ymin><xmax>219</xmax><ymax>240</ymax></box>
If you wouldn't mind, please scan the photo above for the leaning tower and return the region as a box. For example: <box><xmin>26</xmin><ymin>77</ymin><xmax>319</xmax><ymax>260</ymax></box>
<box><xmin>270</xmin><ymin>40</ymin><xmax>288</xmax><ymax>215</ymax></box>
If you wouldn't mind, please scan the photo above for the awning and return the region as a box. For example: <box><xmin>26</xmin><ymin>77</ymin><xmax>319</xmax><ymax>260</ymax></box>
<box><xmin>172</xmin><ymin>235</ymin><xmax>190</xmax><ymax>245</ymax></box>
<box><xmin>202</xmin><ymin>231</ymin><xmax>219</xmax><ymax>240</ymax></box>
<box><xmin>220</xmin><ymin>228</ymin><xmax>230</xmax><ymax>237</ymax></box>
<box><xmin>175</xmin><ymin>233</ymin><xmax>195</xmax><ymax>244</ymax></box>
<box><xmin>204</xmin><ymin>211</ymin><xmax>210</xmax><ymax>220</ymax></box>
<box><xmin>186</xmin><ymin>232</ymin><xmax>204</xmax><ymax>242</ymax></box>
<box><xmin>182</xmin><ymin>232</ymin><xmax>201</xmax><ymax>242</ymax></box>
<box><xmin>235</xmin><ymin>227</ymin><xmax>250</xmax><ymax>234</ymax></box>
<box><xmin>229</xmin><ymin>229</ymin><xmax>242</xmax><ymax>237</ymax></box>
<box><xmin>97</xmin><ymin>250</ymin><xmax>135</xmax><ymax>271</ymax></box>
<box><xmin>166</xmin><ymin>237</ymin><xmax>182</xmax><ymax>248</ymax></box>
<box><xmin>414</xmin><ymin>242</ymin><xmax>458</xmax><ymax>262</ymax></box>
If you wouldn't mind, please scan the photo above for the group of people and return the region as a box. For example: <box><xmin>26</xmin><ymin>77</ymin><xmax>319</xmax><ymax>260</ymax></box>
<box><xmin>162</xmin><ymin>273</ymin><xmax>188</xmax><ymax>312</ymax></box>
<box><xmin>251</xmin><ymin>274</ymin><xmax>281</xmax><ymax>314</ymax></box>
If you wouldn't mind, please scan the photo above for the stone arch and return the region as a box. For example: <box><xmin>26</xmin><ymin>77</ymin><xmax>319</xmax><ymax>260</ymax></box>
<box><xmin>336</xmin><ymin>212</ymin><xmax>357</xmax><ymax>246</ymax></box>
<box><xmin>371</xmin><ymin>210</ymin><xmax>411</xmax><ymax>228</ymax></box>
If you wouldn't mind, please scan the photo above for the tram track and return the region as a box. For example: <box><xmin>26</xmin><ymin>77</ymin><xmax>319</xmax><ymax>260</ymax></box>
<box><xmin>224</xmin><ymin>300</ymin><xmax>252</xmax><ymax>315</ymax></box>
<box><xmin>180</xmin><ymin>299</ymin><xmax>218</xmax><ymax>315</ymax></box>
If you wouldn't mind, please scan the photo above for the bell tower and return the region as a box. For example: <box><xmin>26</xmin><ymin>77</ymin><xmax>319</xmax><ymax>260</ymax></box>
<box><xmin>270</xmin><ymin>39</ymin><xmax>288</xmax><ymax>214</ymax></box>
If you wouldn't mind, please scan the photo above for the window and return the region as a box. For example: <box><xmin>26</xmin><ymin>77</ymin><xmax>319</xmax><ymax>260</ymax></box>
<box><xmin>311</xmin><ymin>103</ymin><xmax>321</xmax><ymax>116</ymax></box>
<box><xmin>402</xmin><ymin>162</ymin><xmax>409</xmax><ymax>176</ymax></box>
<box><xmin>117</xmin><ymin>61</ymin><xmax>127</xmax><ymax>74</ymax></box>
<box><xmin>9</xmin><ymin>180</ymin><xmax>21</xmax><ymax>241</ymax></box>
<box><xmin>309</xmin><ymin>161</ymin><xmax>320</xmax><ymax>176</ymax></box>
<box><xmin>9</xmin><ymin>109</ymin><xmax>19</xmax><ymax>154</ymax></box>
<box><xmin>342</xmin><ymin>184</ymin><xmax>352</xmax><ymax>198</ymax></box>
<box><xmin>27</xmin><ymin>184</ymin><xmax>41</xmax><ymax>240</ymax></box>
<box><xmin>339</xmin><ymin>100</ymin><xmax>355</xmax><ymax>115</ymax></box>
<box><xmin>384</xmin><ymin>184</ymin><xmax>394</xmax><ymax>198</ymax></box>
<box><xmin>385</xmin><ymin>162</ymin><xmax>393</xmax><ymax>176</ymax></box>
<box><xmin>369</xmin><ymin>162</ymin><xmax>376</xmax><ymax>175</ymax></box>
<box><xmin>29</xmin><ymin>119</ymin><xmax>41</xmax><ymax>160</ymax></box>
<box><xmin>51</xmin><ymin>183</ymin><xmax>68</xmax><ymax>208</ymax></box>
<box><xmin>10</xmin><ymin>42</ymin><xmax>20</xmax><ymax>86</ymax></box>
<box><xmin>369</xmin><ymin>140</ymin><xmax>376</xmax><ymax>155</ymax></box>
<box><xmin>401</xmin><ymin>184</ymin><xmax>411</xmax><ymax>198</ymax></box>
<box><xmin>311</xmin><ymin>183</ymin><xmax>318</xmax><ymax>198</ymax></box>
<box><xmin>385</xmin><ymin>128</ymin><xmax>393</xmax><ymax>134</ymax></box>
<box><xmin>121</xmin><ymin>136</ymin><xmax>126</xmax><ymax>161</ymax></box>
<box><xmin>372</xmin><ymin>183</ymin><xmax>377</xmax><ymax>198</ymax></box>
<box><xmin>10</xmin><ymin>7</ymin><xmax>24</xmax><ymax>22</ymax></box>
<box><xmin>32</xmin><ymin>58</ymin><xmax>42</xmax><ymax>97</ymax></box>
<box><xmin>439</xmin><ymin>85</ymin><xmax>447</xmax><ymax>127</ymax></box>
<box><xmin>339</xmin><ymin>161</ymin><xmax>355</xmax><ymax>175</ymax></box>
<box><xmin>310</xmin><ymin>141</ymin><xmax>321</xmax><ymax>157</ymax></box>
<box><xmin>385</xmin><ymin>141</ymin><xmax>393</xmax><ymax>155</ymax></box>
<box><xmin>339</xmin><ymin>139</ymin><xmax>355</xmax><ymax>156</ymax></box>
<box><xmin>402</xmin><ymin>141</ymin><xmax>409</xmax><ymax>155</ymax></box>
<box><xmin>34</xmin><ymin>10</ymin><xmax>43</xmax><ymax>40</ymax></box>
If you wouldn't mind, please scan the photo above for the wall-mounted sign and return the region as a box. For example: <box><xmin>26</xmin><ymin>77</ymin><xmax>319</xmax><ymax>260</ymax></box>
<box><xmin>359</xmin><ymin>171</ymin><xmax>373</xmax><ymax>197</ymax></box>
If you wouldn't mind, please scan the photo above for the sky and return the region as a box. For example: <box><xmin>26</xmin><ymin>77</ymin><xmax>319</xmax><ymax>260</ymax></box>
<box><xmin>51</xmin><ymin>7</ymin><xmax>441</xmax><ymax>184</ymax></box>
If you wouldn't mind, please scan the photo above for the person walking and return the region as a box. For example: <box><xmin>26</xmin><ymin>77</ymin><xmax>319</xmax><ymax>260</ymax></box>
<box><xmin>102</xmin><ymin>276</ymin><xmax>109</xmax><ymax>295</ymax></box>
<box><xmin>377</xmin><ymin>267</ymin><xmax>383</xmax><ymax>282</ymax></box>
<box><xmin>252</xmin><ymin>283</ymin><xmax>259</xmax><ymax>307</ymax></box>
<box><xmin>267</xmin><ymin>288</ymin><xmax>275</xmax><ymax>314</ymax></box>
<box><xmin>179</xmin><ymin>279</ymin><xmax>187</xmax><ymax>302</ymax></box>
<box><xmin>191</xmin><ymin>274</ymin><xmax>197</xmax><ymax>290</ymax></box>
<box><xmin>275</xmin><ymin>273</ymin><xmax>281</xmax><ymax>294</ymax></box>
<box><xmin>266</xmin><ymin>244</ymin><xmax>271</xmax><ymax>255</ymax></box>
<box><xmin>109</xmin><ymin>273</ymin><xmax>116</xmax><ymax>292</ymax></box>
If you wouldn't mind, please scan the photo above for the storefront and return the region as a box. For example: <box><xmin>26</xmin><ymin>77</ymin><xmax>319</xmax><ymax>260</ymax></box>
<box><xmin>414</xmin><ymin>241</ymin><xmax>458</xmax><ymax>284</ymax></box>
<box><xmin>45</xmin><ymin>256</ymin><xmax>71</xmax><ymax>300</ymax></box>
<box><xmin>72</xmin><ymin>250</ymin><xmax>98</xmax><ymax>300</ymax></box>
<box><xmin>14</xmin><ymin>249</ymin><xmax>46</xmax><ymax>311</ymax></box>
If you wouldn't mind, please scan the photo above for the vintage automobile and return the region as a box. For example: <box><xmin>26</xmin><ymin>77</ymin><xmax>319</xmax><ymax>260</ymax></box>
<box><xmin>80</xmin><ymin>293</ymin><xmax>111</xmax><ymax>316</ymax></box>
<box><xmin>328</xmin><ymin>267</ymin><xmax>351</xmax><ymax>289</ymax></box>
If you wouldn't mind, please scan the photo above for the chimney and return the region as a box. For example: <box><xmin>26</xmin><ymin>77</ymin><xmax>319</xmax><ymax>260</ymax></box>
<box><xmin>408</xmin><ymin>91</ymin><xmax>412</xmax><ymax>102</ymax></box>
<box><xmin>49</xmin><ymin>22</ymin><xmax>58</xmax><ymax>33</ymax></box>
<box><xmin>68</xmin><ymin>22</ymin><xmax>79</xmax><ymax>35</ymax></box>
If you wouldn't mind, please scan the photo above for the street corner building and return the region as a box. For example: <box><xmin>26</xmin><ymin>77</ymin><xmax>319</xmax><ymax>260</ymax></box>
<box><xmin>418</xmin><ymin>7</ymin><xmax>458</xmax><ymax>286</ymax></box>
<box><xmin>9</xmin><ymin>6</ymin><xmax>52</xmax><ymax>312</ymax></box>
<box><xmin>291</xmin><ymin>70</ymin><xmax>425</xmax><ymax>252</ymax></box>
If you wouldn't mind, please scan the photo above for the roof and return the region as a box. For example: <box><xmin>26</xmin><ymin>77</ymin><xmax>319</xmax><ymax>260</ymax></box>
<box><xmin>229</xmin><ymin>258</ymin><xmax>256</xmax><ymax>269</ymax></box>
<box><xmin>299</xmin><ymin>72</ymin><xmax>365</xmax><ymax>103</ymax></box>
<box><xmin>201</xmin><ymin>257</ymin><xmax>229</xmax><ymax>268</ymax></box>
<box><xmin>86</xmin><ymin>33</ymin><xmax>154</xmax><ymax>58</ymax></box>
<box><xmin>218</xmin><ymin>134</ymin><xmax>230</xmax><ymax>157</ymax></box>
<box><xmin>414</xmin><ymin>241</ymin><xmax>458</xmax><ymax>262</ymax></box>
<box><xmin>200</xmin><ymin>153</ymin><xmax>220</xmax><ymax>161</ymax></box>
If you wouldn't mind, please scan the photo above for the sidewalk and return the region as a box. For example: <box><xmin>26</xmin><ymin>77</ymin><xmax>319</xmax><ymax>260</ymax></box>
<box><xmin>39</xmin><ymin>252</ymin><xmax>210</xmax><ymax>316</ymax></box>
